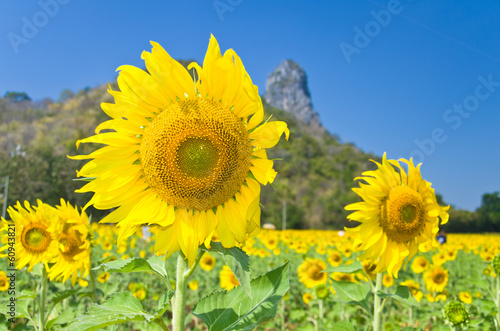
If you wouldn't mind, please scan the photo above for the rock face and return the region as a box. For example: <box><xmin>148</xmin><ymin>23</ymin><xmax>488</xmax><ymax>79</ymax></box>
<box><xmin>265</xmin><ymin>60</ymin><xmax>322</xmax><ymax>127</ymax></box>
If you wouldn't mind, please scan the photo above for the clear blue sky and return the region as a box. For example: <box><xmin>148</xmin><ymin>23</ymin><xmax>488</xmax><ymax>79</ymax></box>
<box><xmin>1</xmin><ymin>0</ymin><xmax>499</xmax><ymax>211</ymax></box>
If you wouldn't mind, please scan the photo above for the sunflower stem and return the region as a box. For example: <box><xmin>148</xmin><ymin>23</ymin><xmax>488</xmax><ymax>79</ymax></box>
<box><xmin>89</xmin><ymin>267</ymin><xmax>98</xmax><ymax>303</ymax></box>
<box><xmin>373</xmin><ymin>273</ymin><xmax>383</xmax><ymax>331</ymax></box>
<box><xmin>172</xmin><ymin>252</ymin><xmax>189</xmax><ymax>331</ymax></box>
<box><xmin>153</xmin><ymin>317</ymin><xmax>170</xmax><ymax>331</ymax></box>
<box><xmin>39</xmin><ymin>266</ymin><xmax>48</xmax><ymax>330</ymax></box>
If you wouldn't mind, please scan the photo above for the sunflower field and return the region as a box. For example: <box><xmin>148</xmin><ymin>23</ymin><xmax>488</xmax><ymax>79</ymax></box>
<box><xmin>1</xmin><ymin>224</ymin><xmax>499</xmax><ymax>330</ymax></box>
<box><xmin>1</xmin><ymin>35</ymin><xmax>500</xmax><ymax>331</ymax></box>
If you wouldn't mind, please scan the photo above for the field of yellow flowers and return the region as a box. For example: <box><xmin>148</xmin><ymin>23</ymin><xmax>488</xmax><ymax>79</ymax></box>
<box><xmin>2</xmin><ymin>224</ymin><xmax>498</xmax><ymax>331</ymax></box>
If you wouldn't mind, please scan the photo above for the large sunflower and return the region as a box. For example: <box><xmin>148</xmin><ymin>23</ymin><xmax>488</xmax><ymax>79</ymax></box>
<box><xmin>1</xmin><ymin>201</ymin><xmax>58</xmax><ymax>272</ymax></box>
<box><xmin>71</xmin><ymin>35</ymin><xmax>289</xmax><ymax>264</ymax></box>
<box><xmin>345</xmin><ymin>153</ymin><xmax>449</xmax><ymax>277</ymax></box>
<box><xmin>48</xmin><ymin>199</ymin><xmax>91</xmax><ymax>286</ymax></box>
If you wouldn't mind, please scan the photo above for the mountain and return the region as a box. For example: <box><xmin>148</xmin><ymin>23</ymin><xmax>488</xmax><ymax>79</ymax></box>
<box><xmin>265</xmin><ymin>60</ymin><xmax>326</xmax><ymax>139</ymax></box>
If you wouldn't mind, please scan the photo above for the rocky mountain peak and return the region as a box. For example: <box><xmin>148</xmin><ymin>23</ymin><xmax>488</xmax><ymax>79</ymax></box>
<box><xmin>264</xmin><ymin>60</ymin><xmax>322</xmax><ymax>127</ymax></box>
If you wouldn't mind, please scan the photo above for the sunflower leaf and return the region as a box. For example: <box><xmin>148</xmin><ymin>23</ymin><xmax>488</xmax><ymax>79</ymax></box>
<box><xmin>324</xmin><ymin>261</ymin><xmax>363</xmax><ymax>274</ymax></box>
<box><xmin>376</xmin><ymin>286</ymin><xmax>419</xmax><ymax>306</ymax></box>
<box><xmin>192</xmin><ymin>261</ymin><xmax>289</xmax><ymax>331</ymax></box>
<box><xmin>330</xmin><ymin>280</ymin><xmax>371</xmax><ymax>313</ymax></box>
<box><xmin>204</xmin><ymin>242</ymin><xmax>252</xmax><ymax>298</ymax></box>
<box><xmin>93</xmin><ymin>256</ymin><xmax>169</xmax><ymax>285</ymax></box>
<box><xmin>154</xmin><ymin>291</ymin><xmax>174</xmax><ymax>319</ymax></box>
<box><xmin>70</xmin><ymin>291</ymin><xmax>155</xmax><ymax>331</ymax></box>
<box><xmin>331</xmin><ymin>321</ymin><xmax>356</xmax><ymax>331</ymax></box>
<box><xmin>50</xmin><ymin>289</ymin><xmax>79</xmax><ymax>305</ymax></box>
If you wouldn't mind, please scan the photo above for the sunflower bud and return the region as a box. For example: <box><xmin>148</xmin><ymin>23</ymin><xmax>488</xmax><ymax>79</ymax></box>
<box><xmin>444</xmin><ymin>300</ymin><xmax>469</xmax><ymax>328</ymax></box>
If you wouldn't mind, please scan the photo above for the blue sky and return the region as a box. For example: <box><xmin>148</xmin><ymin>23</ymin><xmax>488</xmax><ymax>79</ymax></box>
<box><xmin>1</xmin><ymin>0</ymin><xmax>499</xmax><ymax>211</ymax></box>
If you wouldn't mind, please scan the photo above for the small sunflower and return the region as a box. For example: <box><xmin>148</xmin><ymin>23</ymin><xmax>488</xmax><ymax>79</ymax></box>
<box><xmin>411</xmin><ymin>256</ymin><xmax>430</xmax><ymax>274</ymax></box>
<box><xmin>458</xmin><ymin>291</ymin><xmax>472</xmax><ymax>304</ymax></box>
<box><xmin>302</xmin><ymin>292</ymin><xmax>314</xmax><ymax>305</ymax></box>
<box><xmin>424</xmin><ymin>265</ymin><xmax>449</xmax><ymax>293</ymax></box>
<box><xmin>1</xmin><ymin>201</ymin><xmax>58</xmax><ymax>272</ymax></box>
<box><xmin>382</xmin><ymin>274</ymin><xmax>394</xmax><ymax>288</ymax></box>
<box><xmin>71</xmin><ymin>35</ymin><xmax>289</xmax><ymax>265</ymax></box>
<box><xmin>327</xmin><ymin>250</ymin><xmax>343</xmax><ymax>267</ymax></box>
<box><xmin>48</xmin><ymin>199</ymin><xmax>91</xmax><ymax>286</ymax></box>
<box><xmin>297</xmin><ymin>258</ymin><xmax>328</xmax><ymax>288</ymax></box>
<box><xmin>188</xmin><ymin>280</ymin><xmax>199</xmax><ymax>291</ymax></box>
<box><xmin>97</xmin><ymin>271</ymin><xmax>110</xmax><ymax>283</ymax></box>
<box><xmin>400</xmin><ymin>279</ymin><xmax>423</xmax><ymax>302</ymax></box>
<box><xmin>220</xmin><ymin>265</ymin><xmax>239</xmax><ymax>291</ymax></box>
<box><xmin>0</xmin><ymin>271</ymin><xmax>8</xmax><ymax>291</ymax></box>
<box><xmin>345</xmin><ymin>153</ymin><xmax>449</xmax><ymax>277</ymax></box>
<box><xmin>130</xmin><ymin>283</ymin><xmax>148</xmax><ymax>301</ymax></box>
<box><xmin>199</xmin><ymin>253</ymin><xmax>216</xmax><ymax>271</ymax></box>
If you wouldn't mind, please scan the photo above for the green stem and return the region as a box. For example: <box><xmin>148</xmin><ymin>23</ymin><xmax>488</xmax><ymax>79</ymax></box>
<box><xmin>171</xmin><ymin>249</ymin><xmax>205</xmax><ymax>331</ymax></box>
<box><xmin>280</xmin><ymin>301</ymin><xmax>286</xmax><ymax>331</ymax></box>
<box><xmin>153</xmin><ymin>317</ymin><xmax>170</xmax><ymax>331</ymax></box>
<box><xmin>39</xmin><ymin>266</ymin><xmax>48</xmax><ymax>330</ymax></box>
<box><xmin>373</xmin><ymin>273</ymin><xmax>383</xmax><ymax>331</ymax></box>
<box><xmin>89</xmin><ymin>268</ymin><xmax>98</xmax><ymax>303</ymax></box>
<box><xmin>318</xmin><ymin>299</ymin><xmax>324</xmax><ymax>331</ymax></box>
<box><xmin>172</xmin><ymin>252</ymin><xmax>189</xmax><ymax>331</ymax></box>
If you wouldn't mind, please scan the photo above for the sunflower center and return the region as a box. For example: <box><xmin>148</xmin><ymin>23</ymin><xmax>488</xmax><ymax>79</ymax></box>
<box><xmin>309</xmin><ymin>266</ymin><xmax>324</xmax><ymax>281</ymax></box>
<box><xmin>21</xmin><ymin>223</ymin><xmax>51</xmax><ymax>254</ymax></box>
<box><xmin>140</xmin><ymin>98</ymin><xmax>252</xmax><ymax>211</ymax></box>
<box><xmin>380</xmin><ymin>185</ymin><xmax>426</xmax><ymax>243</ymax></box>
<box><xmin>58</xmin><ymin>228</ymin><xmax>85</xmax><ymax>261</ymax></box>
<box><xmin>433</xmin><ymin>273</ymin><xmax>445</xmax><ymax>284</ymax></box>
<box><xmin>176</xmin><ymin>138</ymin><xmax>218</xmax><ymax>178</ymax></box>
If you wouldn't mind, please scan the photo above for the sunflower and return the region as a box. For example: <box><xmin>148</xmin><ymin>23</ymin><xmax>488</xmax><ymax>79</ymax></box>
<box><xmin>302</xmin><ymin>292</ymin><xmax>314</xmax><ymax>305</ymax></box>
<box><xmin>432</xmin><ymin>252</ymin><xmax>447</xmax><ymax>266</ymax></box>
<box><xmin>0</xmin><ymin>271</ymin><xmax>8</xmax><ymax>291</ymax></box>
<box><xmin>188</xmin><ymin>280</ymin><xmax>199</xmax><ymax>291</ymax></box>
<box><xmin>298</xmin><ymin>258</ymin><xmax>328</xmax><ymax>288</ymax></box>
<box><xmin>1</xmin><ymin>200</ymin><xmax>58</xmax><ymax>272</ymax></box>
<box><xmin>382</xmin><ymin>273</ymin><xmax>393</xmax><ymax>288</ymax></box>
<box><xmin>400</xmin><ymin>279</ymin><xmax>423</xmax><ymax>302</ymax></box>
<box><xmin>220</xmin><ymin>265</ymin><xmax>239</xmax><ymax>291</ymax></box>
<box><xmin>97</xmin><ymin>271</ymin><xmax>110</xmax><ymax>283</ymax></box>
<box><xmin>458</xmin><ymin>291</ymin><xmax>472</xmax><ymax>304</ymax></box>
<box><xmin>199</xmin><ymin>253</ymin><xmax>216</xmax><ymax>271</ymax></box>
<box><xmin>48</xmin><ymin>199</ymin><xmax>91</xmax><ymax>286</ymax></box>
<box><xmin>411</xmin><ymin>256</ymin><xmax>430</xmax><ymax>274</ymax></box>
<box><xmin>345</xmin><ymin>153</ymin><xmax>449</xmax><ymax>277</ymax></box>
<box><xmin>424</xmin><ymin>265</ymin><xmax>449</xmax><ymax>293</ymax></box>
<box><xmin>71</xmin><ymin>35</ymin><xmax>289</xmax><ymax>265</ymax></box>
<box><xmin>327</xmin><ymin>250</ymin><xmax>343</xmax><ymax>267</ymax></box>
<box><xmin>444</xmin><ymin>301</ymin><xmax>469</xmax><ymax>329</ymax></box>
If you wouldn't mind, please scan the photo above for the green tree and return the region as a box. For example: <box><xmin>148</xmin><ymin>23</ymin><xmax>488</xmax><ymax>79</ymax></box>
<box><xmin>477</xmin><ymin>191</ymin><xmax>500</xmax><ymax>232</ymax></box>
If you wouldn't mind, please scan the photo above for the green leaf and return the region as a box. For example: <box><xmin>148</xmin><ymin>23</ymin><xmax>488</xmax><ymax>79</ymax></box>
<box><xmin>330</xmin><ymin>280</ymin><xmax>371</xmax><ymax>312</ymax></box>
<box><xmin>324</xmin><ymin>261</ymin><xmax>363</xmax><ymax>274</ymax></box>
<box><xmin>70</xmin><ymin>291</ymin><xmax>155</xmax><ymax>331</ymax></box>
<box><xmin>50</xmin><ymin>289</ymin><xmax>78</xmax><ymax>306</ymax></box>
<box><xmin>330</xmin><ymin>321</ymin><xmax>355</xmax><ymax>331</ymax></box>
<box><xmin>193</xmin><ymin>261</ymin><xmax>289</xmax><ymax>331</ymax></box>
<box><xmin>94</xmin><ymin>256</ymin><xmax>169</xmax><ymax>284</ymax></box>
<box><xmin>154</xmin><ymin>291</ymin><xmax>173</xmax><ymax>319</ymax></box>
<box><xmin>205</xmin><ymin>242</ymin><xmax>252</xmax><ymax>298</ymax></box>
<box><xmin>16</xmin><ymin>298</ymin><xmax>31</xmax><ymax>319</ymax></box>
<box><xmin>45</xmin><ymin>308</ymin><xmax>74</xmax><ymax>329</ymax></box>
<box><xmin>16</xmin><ymin>290</ymin><xmax>38</xmax><ymax>300</ymax></box>
<box><xmin>376</xmin><ymin>286</ymin><xmax>419</xmax><ymax>306</ymax></box>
